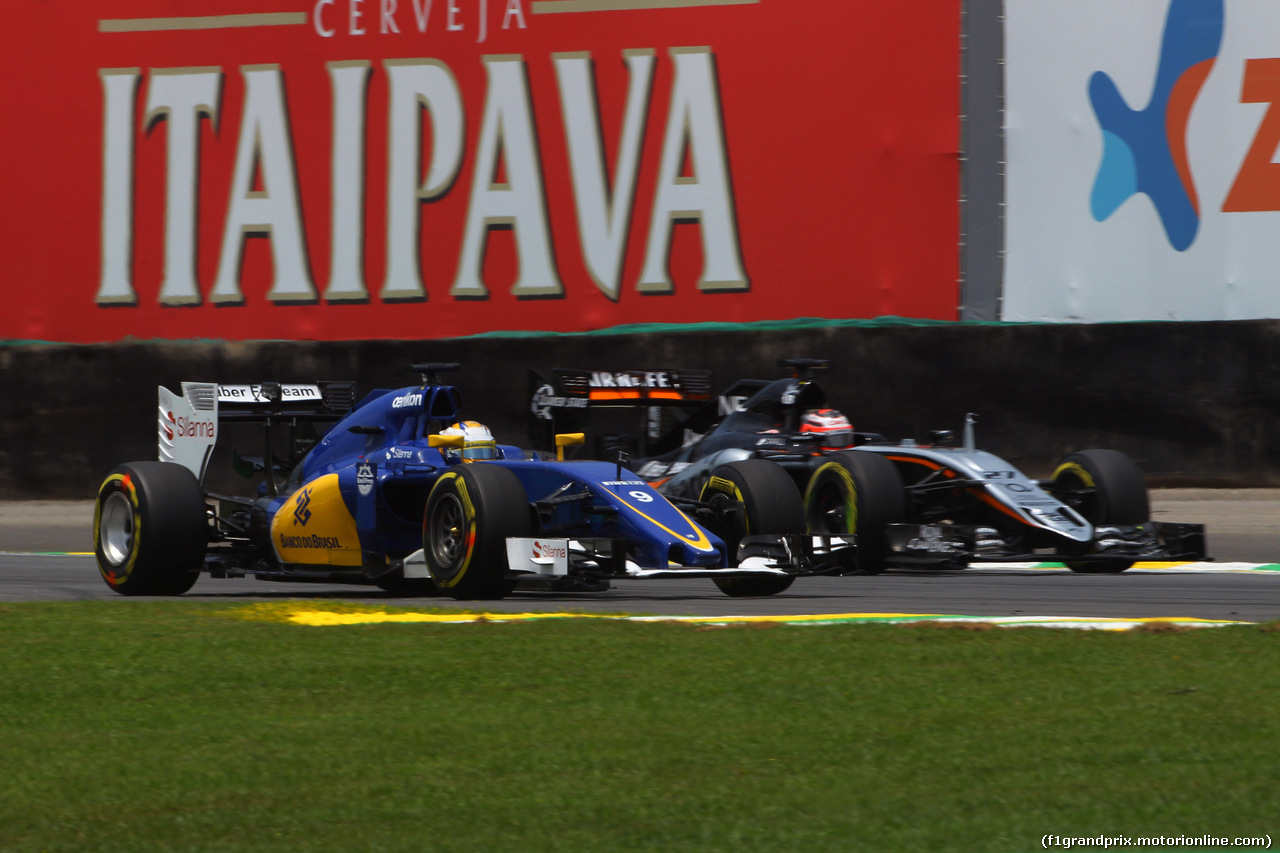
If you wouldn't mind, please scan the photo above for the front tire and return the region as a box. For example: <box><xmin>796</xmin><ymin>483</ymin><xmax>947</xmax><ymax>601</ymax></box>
<box><xmin>1052</xmin><ymin>449</ymin><xmax>1149</xmax><ymax>573</ymax></box>
<box><xmin>94</xmin><ymin>462</ymin><xmax>207</xmax><ymax>596</ymax></box>
<box><xmin>804</xmin><ymin>451</ymin><xmax>906</xmax><ymax>574</ymax></box>
<box><xmin>700</xmin><ymin>459</ymin><xmax>803</xmax><ymax>597</ymax></box>
<box><xmin>424</xmin><ymin>465</ymin><xmax>531</xmax><ymax>600</ymax></box>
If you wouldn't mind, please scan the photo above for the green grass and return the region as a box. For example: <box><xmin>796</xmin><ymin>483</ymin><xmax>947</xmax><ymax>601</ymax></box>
<box><xmin>1</xmin><ymin>602</ymin><xmax>1277</xmax><ymax>852</ymax></box>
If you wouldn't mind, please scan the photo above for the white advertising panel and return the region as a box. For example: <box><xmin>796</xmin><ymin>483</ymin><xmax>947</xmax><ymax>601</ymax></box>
<box><xmin>1005</xmin><ymin>0</ymin><xmax>1280</xmax><ymax>322</ymax></box>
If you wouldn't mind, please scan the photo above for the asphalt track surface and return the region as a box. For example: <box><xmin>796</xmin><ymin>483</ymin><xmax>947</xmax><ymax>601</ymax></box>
<box><xmin>3</xmin><ymin>491</ymin><xmax>1280</xmax><ymax>623</ymax></box>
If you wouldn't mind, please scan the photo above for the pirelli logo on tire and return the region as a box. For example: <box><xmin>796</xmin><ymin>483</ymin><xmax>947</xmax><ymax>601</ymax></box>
<box><xmin>704</xmin><ymin>476</ymin><xmax>743</xmax><ymax>500</ymax></box>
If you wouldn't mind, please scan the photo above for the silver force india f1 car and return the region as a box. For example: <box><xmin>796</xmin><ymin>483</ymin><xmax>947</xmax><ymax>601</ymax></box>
<box><xmin>528</xmin><ymin>359</ymin><xmax>1207</xmax><ymax>574</ymax></box>
<box><xmin>93</xmin><ymin>364</ymin><xmax>855</xmax><ymax>599</ymax></box>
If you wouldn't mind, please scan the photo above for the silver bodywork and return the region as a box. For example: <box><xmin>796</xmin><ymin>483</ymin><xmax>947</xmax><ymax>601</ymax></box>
<box><xmin>854</xmin><ymin>443</ymin><xmax>1094</xmax><ymax>544</ymax></box>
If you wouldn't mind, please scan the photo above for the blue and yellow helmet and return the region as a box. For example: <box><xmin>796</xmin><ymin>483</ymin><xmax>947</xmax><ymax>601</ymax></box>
<box><xmin>440</xmin><ymin>421</ymin><xmax>498</xmax><ymax>462</ymax></box>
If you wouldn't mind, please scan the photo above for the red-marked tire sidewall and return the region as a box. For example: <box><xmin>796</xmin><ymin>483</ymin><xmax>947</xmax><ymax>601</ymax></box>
<box><xmin>423</xmin><ymin>465</ymin><xmax>530</xmax><ymax>600</ymax></box>
<box><xmin>93</xmin><ymin>462</ymin><xmax>207</xmax><ymax>596</ymax></box>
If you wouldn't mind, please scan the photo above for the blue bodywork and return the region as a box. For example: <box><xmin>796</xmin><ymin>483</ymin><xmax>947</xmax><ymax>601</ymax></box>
<box><xmin>269</xmin><ymin>381</ymin><xmax>730</xmax><ymax>572</ymax></box>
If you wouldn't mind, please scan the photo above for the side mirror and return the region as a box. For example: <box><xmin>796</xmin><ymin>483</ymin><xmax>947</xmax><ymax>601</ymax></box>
<box><xmin>927</xmin><ymin>429</ymin><xmax>955</xmax><ymax>447</ymax></box>
<box><xmin>429</xmin><ymin>434</ymin><xmax>465</xmax><ymax>449</ymax></box>
<box><xmin>555</xmin><ymin>432</ymin><xmax>585</xmax><ymax>461</ymax></box>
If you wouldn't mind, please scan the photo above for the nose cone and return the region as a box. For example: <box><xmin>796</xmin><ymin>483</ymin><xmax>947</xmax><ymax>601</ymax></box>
<box><xmin>669</xmin><ymin>538</ymin><xmax>726</xmax><ymax>568</ymax></box>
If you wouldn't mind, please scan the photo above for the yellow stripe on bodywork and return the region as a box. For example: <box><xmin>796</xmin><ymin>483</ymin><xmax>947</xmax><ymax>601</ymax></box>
<box><xmin>599</xmin><ymin>485</ymin><xmax>715</xmax><ymax>552</ymax></box>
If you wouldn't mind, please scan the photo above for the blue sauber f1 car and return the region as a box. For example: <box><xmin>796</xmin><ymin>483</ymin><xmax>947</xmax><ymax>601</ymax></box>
<box><xmin>94</xmin><ymin>364</ymin><xmax>853</xmax><ymax>599</ymax></box>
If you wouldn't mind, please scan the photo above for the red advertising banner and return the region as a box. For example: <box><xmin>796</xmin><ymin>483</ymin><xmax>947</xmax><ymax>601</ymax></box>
<box><xmin>1</xmin><ymin>0</ymin><xmax>961</xmax><ymax>343</ymax></box>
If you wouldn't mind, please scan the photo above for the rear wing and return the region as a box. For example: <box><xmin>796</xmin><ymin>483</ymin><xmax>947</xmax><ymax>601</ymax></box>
<box><xmin>211</xmin><ymin>382</ymin><xmax>356</xmax><ymax>421</ymax></box>
<box><xmin>159</xmin><ymin>381</ymin><xmax>355</xmax><ymax>482</ymax></box>
<box><xmin>528</xmin><ymin>369</ymin><xmax>709</xmax><ymax>452</ymax></box>
<box><xmin>528</xmin><ymin>368</ymin><xmax>772</xmax><ymax>457</ymax></box>
<box><xmin>531</xmin><ymin>368</ymin><xmax>713</xmax><ymax>408</ymax></box>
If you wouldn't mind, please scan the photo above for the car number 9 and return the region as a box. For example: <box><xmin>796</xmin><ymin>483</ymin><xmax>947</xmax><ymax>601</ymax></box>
<box><xmin>629</xmin><ymin>490</ymin><xmax>653</xmax><ymax>503</ymax></box>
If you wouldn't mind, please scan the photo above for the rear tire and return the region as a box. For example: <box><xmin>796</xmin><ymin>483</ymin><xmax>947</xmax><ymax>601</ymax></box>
<box><xmin>424</xmin><ymin>465</ymin><xmax>530</xmax><ymax>600</ymax></box>
<box><xmin>700</xmin><ymin>459</ymin><xmax>802</xmax><ymax>597</ymax></box>
<box><xmin>1052</xmin><ymin>449</ymin><xmax>1149</xmax><ymax>573</ymax></box>
<box><xmin>94</xmin><ymin>462</ymin><xmax>207</xmax><ymax>596</ymax></box>
<box><xmin>804</xmin><ymin>451</ymin><xmax>906</xmax><ymax>574</ymax></box>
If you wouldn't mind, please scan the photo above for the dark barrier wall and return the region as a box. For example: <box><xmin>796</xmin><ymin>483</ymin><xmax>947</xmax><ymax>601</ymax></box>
<box><xmin>4</xmin><ymin>319</ymin><xmax>1280</xmax><ymax>499</ymax></box>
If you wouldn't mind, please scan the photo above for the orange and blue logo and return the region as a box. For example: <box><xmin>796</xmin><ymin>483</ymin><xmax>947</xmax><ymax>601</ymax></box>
<box><xmin>1089</xmin><ymin>0</ymin><xmax>1224</xmax><ymax>251</ymax></box>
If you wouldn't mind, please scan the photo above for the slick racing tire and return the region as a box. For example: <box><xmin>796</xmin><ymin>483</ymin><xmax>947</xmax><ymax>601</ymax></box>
<box><xmin>94</xmin><ymin>462</ymin><xmax>207</xmax><ymax>596</ymax></box>
<box><xmin>700</xmin><ymin>459</ymin><xmax>804</xmax><ymax>597</ymax></box>
<box><xmin>803</xmin><ymin>451</ymin><xmax>906</xmax><ymax>575</ymax></box>
<box><xmin>424</xmin><ymin>465</ymin><xmax>531</xmax><ymax>600</ymax></box>
<box><xmin>1052</xmin><ymin>449</ymin><xmax>1150</xmax><ymax>574</ymax></box>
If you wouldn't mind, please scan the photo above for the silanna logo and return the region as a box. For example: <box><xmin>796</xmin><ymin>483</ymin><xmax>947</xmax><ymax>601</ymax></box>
<box><xmin>1088</xmin><ymin>0</ymin><xmax>1224</xmax><ymax>251</ymax></box>
<box><xmin>532</xmin><ymin>540</ymin><xmax>567</xmax><ymax>561</ymax></box>
<box><xmin>161</xmin><ymin>409</ymin><xmax>215</xmax><ymax>441</ymax></box>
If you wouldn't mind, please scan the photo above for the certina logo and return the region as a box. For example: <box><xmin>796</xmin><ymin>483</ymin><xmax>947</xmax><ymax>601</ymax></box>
<box><xmin>391</xmin><ymin>391</ymin><xmax>423</xmax><ymax>409</ymax></box>
<box><xmin>163</xmin><ymin>410</ymin><xmax>215</xmax><ymax>441</ymax></box>
<box><xmin>1088</xmin><ymin>0</ymin><xmax>1224</xmax><ymax>251</ymax></box>
<box><xmin>280</xmin><ymin>534</ymin><xmax>343</xmax><ymax>549</ymax></box>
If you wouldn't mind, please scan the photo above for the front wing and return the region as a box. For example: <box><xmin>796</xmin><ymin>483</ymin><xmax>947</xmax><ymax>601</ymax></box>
<box><xmin>884</xmin><ymin>521</ymin><xmax>1207</xmax><ymax>566</ymax></box>
<box><xmin>403</xmin><ymin>534</ymin><xmax>858</xmax><ymax>582</ymax></box>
